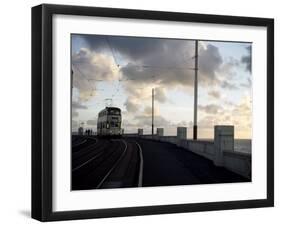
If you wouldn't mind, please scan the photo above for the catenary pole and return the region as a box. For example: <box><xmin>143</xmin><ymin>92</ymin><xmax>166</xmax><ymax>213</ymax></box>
<box><xmin>193</xmin><ymin>40</ymin><xmax>199</xmax><ymax>140</ymax></box>
<box><xmin>152</xmin><ymin>88</ymin><xmax>154</xmax><ymax>136</ymax></box>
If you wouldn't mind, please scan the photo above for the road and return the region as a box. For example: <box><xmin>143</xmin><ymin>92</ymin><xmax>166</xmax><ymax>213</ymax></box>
<box><xmin>71</xmin><ymin>136</ymin><xmax>249</xmax><ymax>190</ymax></box>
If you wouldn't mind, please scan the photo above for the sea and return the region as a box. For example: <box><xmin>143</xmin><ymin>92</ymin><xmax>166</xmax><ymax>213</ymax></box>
<box><xmin>200</xmin><ymin>139</ymin><xmax>252</xmax><ymax>154</ymax></box>
<box><xmin>234</xmin><ymin>139</ymin><xmax>251</xmax><ymax>154</ymax></box>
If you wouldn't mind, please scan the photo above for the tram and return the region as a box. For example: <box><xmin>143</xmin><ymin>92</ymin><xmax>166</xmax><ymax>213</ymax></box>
<box><xmin>97</xmin><ymin>107</ymin><xmax>122</xmax><ymax>137</ymax></box>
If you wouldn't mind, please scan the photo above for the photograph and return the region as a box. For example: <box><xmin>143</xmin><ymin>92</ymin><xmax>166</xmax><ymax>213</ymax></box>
<box><xmin>71</xmin><ymin>34</ymin><xmax>252</xmax><ymax>190</ymax></box>
<box><xmin>31</xmin><ymin>3</ymin><xmax>274</xmax><ymax>221</ymax></box>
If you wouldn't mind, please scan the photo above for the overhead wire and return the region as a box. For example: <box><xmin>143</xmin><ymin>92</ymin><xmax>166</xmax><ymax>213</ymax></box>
<box><xmin>73</xmin><ymin>39</ymin><xmax>198</xmax><ymax>106</ymax></box>
<box><xmin>72</xmin><ymin>63</ymin><xmax>106</xmax><ymax>98</ymax></box>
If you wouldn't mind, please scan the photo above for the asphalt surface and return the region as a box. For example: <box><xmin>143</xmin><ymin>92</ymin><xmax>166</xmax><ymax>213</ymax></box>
<box><xmin>137</xmin><ymin>138</ymin><xmax>249</xmax><ymax>187</ymax></box>
<box><xmin>71</xmin><ymin>136</ymin><xmax>249</xmax><ymax>190</ymax></box>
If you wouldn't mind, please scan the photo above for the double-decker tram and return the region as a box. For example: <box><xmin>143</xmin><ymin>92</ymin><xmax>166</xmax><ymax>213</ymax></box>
<box><xmin>97</xmin><ymin>107</ymin><xmax>122</xmax><ymax>137</ymax></box>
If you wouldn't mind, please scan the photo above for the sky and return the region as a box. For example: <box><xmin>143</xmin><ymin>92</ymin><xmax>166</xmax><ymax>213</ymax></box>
<box><xmin>71</xmin><ymin>34</ymin><xmax>252</xmax><ymax>139</ymax></box>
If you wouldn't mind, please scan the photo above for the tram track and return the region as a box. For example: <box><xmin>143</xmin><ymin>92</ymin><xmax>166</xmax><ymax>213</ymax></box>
<box><xmin>71</xmin><ymin>137</ymin><xmax>144</xmax><ymax>190</ymax></box>
<box><xmin>72</xmin><ymin>139</ymin><xmax>125</xmax><ymax>189</ymax></box>
<box><xmin>72</xmin><ymin>138</ymin><xmax>106</xmax><ymax>162</ymax></box>
<box><xmin>96</xmin><ymin>139</ymin><xmax>128</xmax><ymax>188</ymax></box>
<box><xmin>72</xmin><ymin>136</ymin><xmax>97</xmax><ymax>153</ymax></box>
<box><xmin>72</xmin><ymin>139</ymin><xmax>117</xmax><ymax>172</ymax></box>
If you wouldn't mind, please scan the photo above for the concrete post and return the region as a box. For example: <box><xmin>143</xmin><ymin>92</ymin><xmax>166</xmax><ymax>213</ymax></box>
<box><xmin>78</xmin><ymin>127</ymin><xmax>84</xmax><ymax>135</ymax></box>
<box><xmin>138</xmin><ymin>129</ymin><xmax>143</xmax><ymax>136</ymax></box>
<box><xmin>177</xmin><ymin>127</ymin><xmax>187</xmax><ymax>139</ymax></box>
<box><xmin>156</xmin><ymin>128</ymin><xmax>164</xmax><ymax>136</ymax></box>
<box><xmin>214</xmin><ymin>125</ymin><xmax>234</xmax><ymax>166</ymax></box>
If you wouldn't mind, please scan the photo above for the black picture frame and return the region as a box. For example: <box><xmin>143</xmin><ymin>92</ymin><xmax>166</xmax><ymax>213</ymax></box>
<box><xmin>32</xmin><ymin>4</ymin><xmax>274</xmax><ymax>222</ymax></box>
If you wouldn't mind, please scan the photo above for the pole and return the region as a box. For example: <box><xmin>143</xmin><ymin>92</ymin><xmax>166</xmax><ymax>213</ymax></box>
<box><xmin>71</xmin><ymin>69</ymin><xmax>73</xmax><ymax>88</ymax></box>
<box><xmin>193</xmin><ymin>40</ymin><xmax>198</xmax><ymax>140</ymax></box>
<box><xmin>152</xmin><ymin>88</ymin><xmax>154</xmax><ymax>136</ymax></box>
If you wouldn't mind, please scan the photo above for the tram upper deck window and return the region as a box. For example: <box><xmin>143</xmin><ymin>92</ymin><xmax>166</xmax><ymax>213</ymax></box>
<box><xmin>109</xmin><ymin>109</ymin><xmax>120</xmax><ymax>115</ymax></box>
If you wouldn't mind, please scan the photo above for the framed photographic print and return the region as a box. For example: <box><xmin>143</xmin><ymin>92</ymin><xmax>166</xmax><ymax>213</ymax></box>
<box><xmin>32</xmin><ymin>4</ymin><xmax>274</xmax><ymax>221</ymax></box>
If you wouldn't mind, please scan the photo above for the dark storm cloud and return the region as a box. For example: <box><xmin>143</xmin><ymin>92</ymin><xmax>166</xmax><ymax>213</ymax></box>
<box><xmin>78</xmin><ymin>35</ymin><xmax>227</xmax><ymax>88</ymax></box>
<box><xmin>73</xmin><ymin>34</ymin><xmax>108</xmax><ymax>52</ymax></box>
<box><xmin>73</xmin><ymin>35</ymin><xmax>242</xmax><ymax>105</ymax></box>
<box><xmin>119</xmin><ymin>43</ymin><xmax>224</xmax><ymax>91</ymax></box>
<box><xmin>80</xmin><ymin>35</ymin><xmax>191</xmax><ymax>63</ymax></box>
<box><xmin>77</xmin><ymin>35</ymin><xmax>245</xmax><ymax>89</ymax></box>
<box><xmin>241</xmin><ymin>46</ymin><xmax>252</xmax><ymax>73</ymax></box>
<box><xmin>199</xmin><ymin>44</ymin><xmax>223</xmax><ymax>84</ymax></box>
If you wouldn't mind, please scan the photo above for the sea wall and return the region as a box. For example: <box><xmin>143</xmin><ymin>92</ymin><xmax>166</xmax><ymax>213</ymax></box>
<box><xmin>128</xmin><ymin>126</ymin><xmax>251</xmax><ymax>179</ymax></box>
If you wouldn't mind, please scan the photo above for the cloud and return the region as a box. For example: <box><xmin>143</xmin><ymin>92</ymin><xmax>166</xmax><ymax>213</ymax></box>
<box><xmin>72</xmin><ymin>110</ymin><xmax>79</xmax><ymax>118</ymax></box>
<box><xmin>134</xmin><ymin>115</ymin><xmax>171</xmax><ymax>127</ymax></box>
<box><xmin>173</xmin><ymin>120</ymin><xmax>193</xmax><ymax>127</ymax></box>
<box><xmin>154</xmin><ymin>87</ymin><xmax>167</xmax><ymax>103</ymax></box>
<box><xmin>72</xmin><ymin>101</ymin><xmax>88</xmax><ymax>109</ymax></box>
<box><xmin>124</xmin><ymin>98</ymin><xmax>140</xmax><ymax>113</ymax></box>
<box><xmin>198</xmin><ymin>95</ymin><xmax>252</xmax><ymax>138</ymax></box>
<box><xmin>198</xmin><ymin>104</ymin><xmax>221</xmax><ymax>114</ymax></box>
<box><xmin>241</xmin><ymin>46</ymin><xmax>252</xmax><ymax>73</ymax></box>
<box><xmin>219</xmin><ymin>57</ymin><xmax>239</xmax><ymax>73</ymax></box>
<box><xmin>74</xmin><ymin>36</ymin><xmax>246</xmax><ymax>107</ymax></box>
<box><xmin>72</xmin><ymin>120</ymin><xmax>78</xmax><ymax>131</ymax></box>
<box><xmin>220</xmin><ymin>80</ymin><xmax>238</xmax><ymax>90</ymax></box>
<box><xmin>75</xmin><ymin>36</ymin><xmax>245</xmax><ymax>121</ymax></box>
<box><xmin>125</xmin><ymin>105</ymin><xmax>170</xmax><ymax>128</ymax></box>
<box><xmin>87</xmin><ymin>119</ymin><xmax>97</xmax><ymax>126</ymax></box>
<box><xmin>199</xmin><ymin>44</ymin><xmax>223</xmax><ymax>84</ymax></box>
<box><xmin>208</xmin><ymin>90</ymin><xmax>221</xmax><ymax>99</ymax></box>
<box><xmin>122</xmin><ymin>119</ymin><xmax>138</xmax><ymax>128</ymax></box>
<box><xmin>117</xmin><ymin>42</ymin><xmax>228</xmax><ymax>111</ymax></box>
<box><xmin>72</xmin><ymin>35</ymin><xmax>251</xmax><ymax>137</ymax></box>
<box><xmin>108</xmin><ymin>38</ymin><xmax>223</xmax><ymax>88</ymax></box>
<box><xmin>142</xmin><ymin>106</ymin><xmax>160</xmax><ymax>116</ymax></box>
<box><xmin>72</xmin><ymin>48</ymin><xmax>119</xmax><ymax>101</ymax></box>
<box><xmin>198</xmin><ymin>115</ymin><xmax>218</xmax><ymax>129</ymax></box>
<box><xmin>82</xmin><ymin>35</ymin><xmax>194</xmax><ymax>65</ymax></box>
<box><xmin>71</xmin><ymin>101</ymin><xmax>87</xmax><ymax>119</ymax></box>
<box><xmin>232</xmin><ymin>96</ymin><xmax>251</xmax><ymax>115</ymax></box>
<box><xmin>240</xmin><ymin>77</ymin><xmax>252</xmax><ymax>88</ymax></box>
<box><xmin>81</xmin><ymin>35</ymin><xmax>225</xmax><ymax>89</ymax></box>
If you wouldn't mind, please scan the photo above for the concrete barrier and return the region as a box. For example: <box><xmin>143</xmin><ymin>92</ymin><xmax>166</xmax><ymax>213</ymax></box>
<box><xmin>223</xmin><ymin>150</ymin><xmax>251</xmax><ymax>178</ymax></box>
<box><xmin>185</xmin><ymin>140</ymin><xmax>215</xmax><ymax>161</ymax></box>
<box><xmin>138</xmin><ymin>129</ymin><xmax>143</xmax><ymax>135</ymax></box>
<box><xmin>177</xmin><ymin>127</ymin><xmax>187</xmax><ymax>139</ymax></box>
<box><xmin>157</xmin><ymin>128</ymin><xmax>164</xmax><ymax>136</ymax></box>
<box><xmin>214</xmin><ymin>126</ymin><xmax>234</xmax><ymax>167</ymax></box>
<box><xmin>130</xmin><ymin>125</ymin><xmax>251</xmax><ymax>179</ymax></box>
